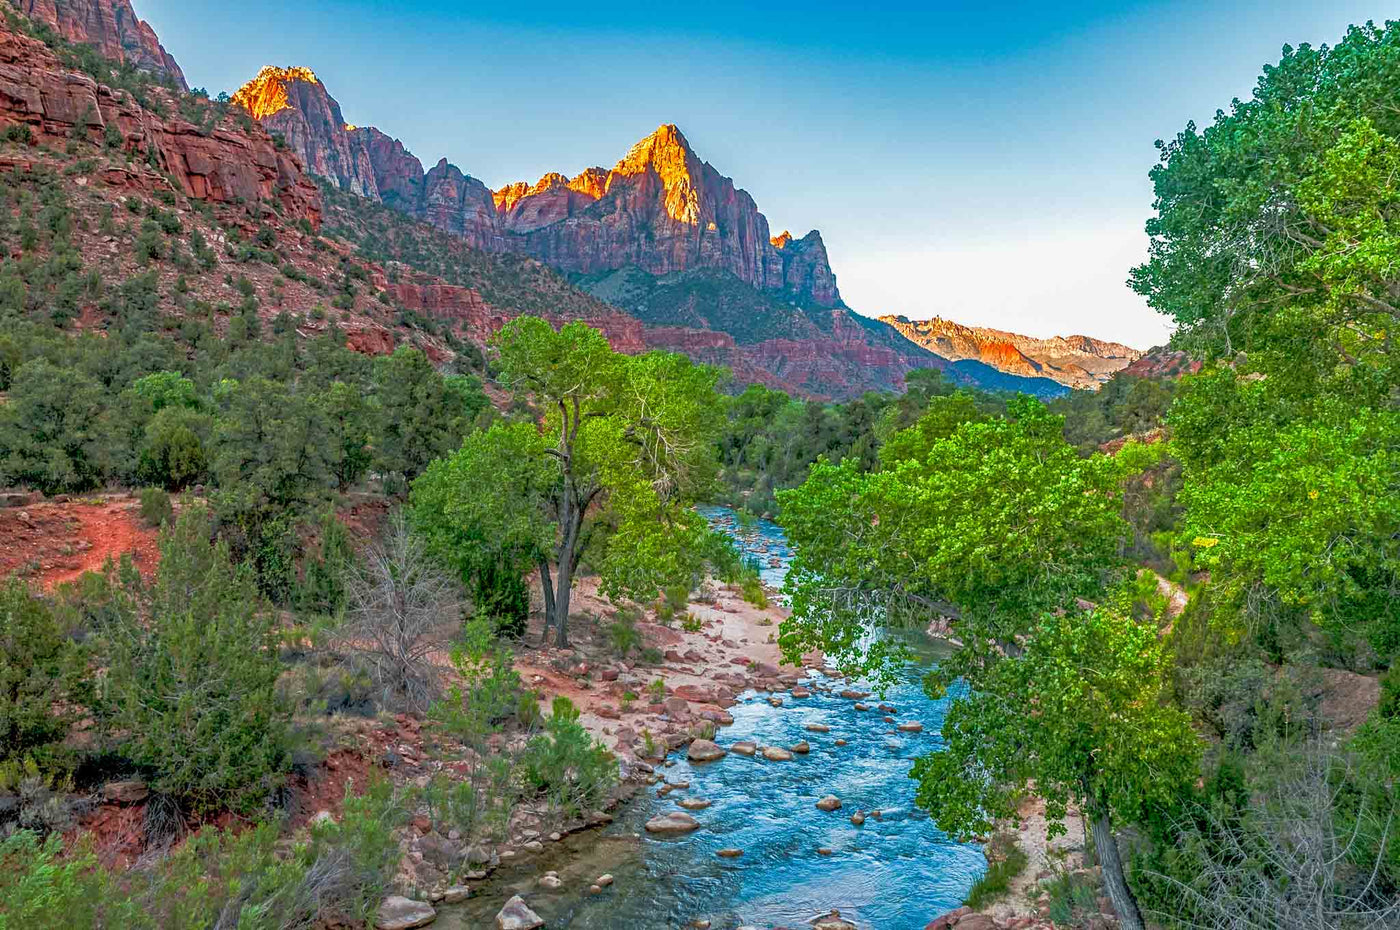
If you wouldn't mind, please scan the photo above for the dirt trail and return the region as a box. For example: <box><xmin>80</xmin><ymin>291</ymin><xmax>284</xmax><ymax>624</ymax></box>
<box><xmin>0</xmin><ymin>495</ymin><xmax>159</xmax><ymax>588</ymax></box>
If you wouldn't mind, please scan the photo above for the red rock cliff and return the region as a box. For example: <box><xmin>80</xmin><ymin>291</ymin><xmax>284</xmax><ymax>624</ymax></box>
<box><xmin>0</xmin><ymin>23</ymin><xmax>319</xmax><ymax>226</ymax></box>
<box><xmin>18</xmin><ymin>0</ymin><xmax>186</xmax><ymax>90</ymax></box>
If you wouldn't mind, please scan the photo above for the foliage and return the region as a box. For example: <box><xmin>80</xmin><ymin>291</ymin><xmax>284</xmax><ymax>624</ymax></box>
<box><xmin>0</xmin><ymin>580</ymin><xmax>87</xmax><ymax>768</ymax></box>
<box><xmin>518</xmin><ymin>696</ymin><xmax>616</xmax><ymax>818</ymax></box>
<box><xmin>371</xmin><ymin>346</ymin><xmax>485</xmax><ymax>486</ymax></box>
<box><xmin>101</xmin><ymin>509</ymin><xmax>290</xmax><ymax>815</ymax></box>
<box><xmin>778</xmin><ymin>396</ymin><xmax>1128</xmax><ymax>684</ymax></box>
<box><xmin>137</xmin><ymin>487</ymin><xmax>172</xmax><ymax>527</ymax></box>
<box><xmin>0</xmin><ymin>774</ymin><xmax>405</xmax><ymax>930</ymax></box>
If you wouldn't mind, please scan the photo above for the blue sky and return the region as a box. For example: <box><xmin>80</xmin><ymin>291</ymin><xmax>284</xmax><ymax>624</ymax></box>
<box><xmin>139</xmin><ymin>0</ymin><xmax>1386</xmax><ymax>347</ymax></box>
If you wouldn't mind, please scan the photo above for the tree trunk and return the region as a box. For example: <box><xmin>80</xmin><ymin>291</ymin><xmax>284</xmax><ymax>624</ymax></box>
<box><xmin>537</xmin><ymin>557</ymin><xmax>555</xmax><ymax>644</ymax></box>
<box><xmin>553</xmin><ymin>550</ymin><xmax>573</xmax><ymax>647</ymax></box>
<box><xmin>1091</xmin><ymin>807</ymin><xmax>1145</xmax><ymax>930</ymax></box>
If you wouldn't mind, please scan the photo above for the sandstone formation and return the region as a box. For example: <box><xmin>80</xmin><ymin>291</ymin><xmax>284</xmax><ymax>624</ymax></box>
<box><xmin>880</xmin><ymin>314</ymin><xmax>1143</xmax><ymax>390</ymax></box>
<box><xmin>19</xmin><ymin>0</ymin><xmax>187</xmax><ymax>90</ymax></box>
<box><xmin>0</xmin><ymin>25</ymin><xmax>320</xmax><ymax>227</ymax></box>
<box><xmin>231</xmin><ymin>66</ymin><xmax>380</xmax><ymax>198</ymax></box>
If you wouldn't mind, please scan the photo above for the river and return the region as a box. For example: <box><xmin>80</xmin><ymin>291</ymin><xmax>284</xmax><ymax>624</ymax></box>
<box><xmin>439</xmin><ymin>507</ymin><xmax>983</xmax><ymax>929</ymax></box>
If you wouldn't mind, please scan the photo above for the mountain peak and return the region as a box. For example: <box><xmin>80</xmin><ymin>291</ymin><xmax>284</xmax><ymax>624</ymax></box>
<box><xmin>231</xmin><ymin>66</ymin><xmax>320</xmax><ymax>119</ymax></box>
<box><xmin>613</xmin><ymin>124</ymin><xmax>702</xmax><ymax>224</ymax></box>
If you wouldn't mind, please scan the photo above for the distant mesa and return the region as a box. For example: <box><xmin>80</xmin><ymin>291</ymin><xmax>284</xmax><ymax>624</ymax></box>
<box><xmin>880</xmin><ymin>314</ymin><xmax>1143</xmax><ymax>390</ymax></box>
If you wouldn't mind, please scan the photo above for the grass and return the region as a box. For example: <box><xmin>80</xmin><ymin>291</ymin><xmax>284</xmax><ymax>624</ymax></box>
<box><xmin>963</xmin><ymin>831</ymin><xmax>1030</xmax><ymax>909</ymax></box>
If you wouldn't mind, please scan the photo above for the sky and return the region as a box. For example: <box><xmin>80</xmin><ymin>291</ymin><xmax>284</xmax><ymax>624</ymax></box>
<box><xmin>137</xmin><ymin>0</ymin><xmax>1388</xmax><ymax>348</ymax></box>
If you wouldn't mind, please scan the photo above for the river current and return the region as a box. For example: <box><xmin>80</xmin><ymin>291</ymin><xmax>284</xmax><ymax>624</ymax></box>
<box><xmin>440</xmin><ymin>507</ymin><xmax>983</xmax><ymax>929</ymax></box>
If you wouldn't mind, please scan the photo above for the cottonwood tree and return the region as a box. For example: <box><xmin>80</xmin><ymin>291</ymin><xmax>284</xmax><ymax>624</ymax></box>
<box><xmin>777</xmin><ymin>397</ymin><xmax>1191</xmax><ymax>928</ymax></box>
<box><xmin>413</xmin><ymin>317</ymin><xmax>723</xmax><ymax>647</ymax></box>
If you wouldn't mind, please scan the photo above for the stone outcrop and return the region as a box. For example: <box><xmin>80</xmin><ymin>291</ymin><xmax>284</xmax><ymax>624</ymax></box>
<box><xmin>231</xmin><ymin>67</ymin><xmax>379</xmax><ymax>198</ymax></box>
<box><xmin>0</xmin><ymin>25</ymin><xmax>320</xmax><ymax>226</ymax></box>
<box><xmin>881</xmin><ymin>314</ymin><xmax>1143</xmax><ymax>390</ymax></box>
<box><xmin>19</xmin><ymin>0</ymin><xmax>187</xmax><ymax>90</ymax></box>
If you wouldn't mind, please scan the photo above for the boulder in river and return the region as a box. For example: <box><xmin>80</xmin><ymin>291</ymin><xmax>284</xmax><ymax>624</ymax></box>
<box><xmin>717</xmin><ymin>848</ymin><xmax>744</xmax><ymax>858</ymax></box>
<box><xmin>816</xmin><ymin>795</ymin><xmax>842</xmax><ymax>811</ymax></box>
<box><xmin>762</xmin><ymin>746</ymin><xmax>794</xmax><ymax>762</ymax></box>
<box><xmin>730</xmin><ymin>741</ymin><xmax>757</xmax><ymax>756</ymax></box>
<box><xmin>811</xmin><ymin>910</ymin><xmax>857</xmax><ymax>930</ymax></box>
<box><xmin>790</xmin><ymin>740</ymin><xmax>811</xmax><ymax>754</ymax></box>
<box><xmin>645</xmin><ymin>811</ymin><xmax>701</xmax><ymax>835</ymax></box>
<box><xmin>376</xmin><ymin>896</ymin><xmax>436</xmax><ymax>930</ymax></box>
<box><xmin>806</xmin><ymin>723</ymin><xmax>831</xmax><ymax>733</ymax></box>
<box><xmin>687</xmin><ymin>739</ymin><xmax>727</xmax><ymax>762</ymax></box>
<box><xmin>839</xmin><ymin>690</ymin><xmax>870</xmax><ymax>700</ymax></box>
<box><xmin>897</xmin><ymin>721</ymin><xmax>924</xmax><ymax>733</ymax></box>
<box><xmin>679</xmin><ymin>797</ymin><xmax>712</xmax><ymax>810</ymax></box>
<box><xmin>495</xmin><ymin>895</ymin><xmax>544</xmax><ymax>930</ymax></box>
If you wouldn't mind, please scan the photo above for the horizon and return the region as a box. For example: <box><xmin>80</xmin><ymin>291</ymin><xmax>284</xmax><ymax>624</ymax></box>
<box><xmin>136</xmin><ymin>0</ymin><xmax>1384</xmax><ymax>349</ymax></box>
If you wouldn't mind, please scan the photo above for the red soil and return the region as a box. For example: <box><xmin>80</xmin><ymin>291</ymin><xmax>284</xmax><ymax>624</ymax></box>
<box><xmin>0</xmin><ymin>495</ymin><xmax>159</xmax><ymax>588</ymax></box>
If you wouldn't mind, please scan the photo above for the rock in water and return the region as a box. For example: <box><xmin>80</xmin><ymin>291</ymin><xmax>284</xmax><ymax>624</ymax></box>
<box><xmin>897</xmin><ymin>721</ymin><xmax>924</xmax><ymax>733</ymax></box>
<box><xmin>645</xmin><ymin>811</ymin><xmax>701</xmax><ymax>835</ymax></box>
<box><xmin>730</xmin><ymin>741</ymin><xmax>758</xmax><ymax>756</ymax></box>
<box><xmin>816</xmin><ymin>795</ymin><xmax>842</xmax><ymax>811</ymax></box>
<box><xmin>811</xmin><ymin>910</ymin><xmax>857</xmax><ymax>930</ymax></box>
<box><xmin>678</xmin><ymin>797</ymin><xmax>713</xmax><ymax>810</ymax></box>
<box><xmin>495</xmin><ymin>895</ymin><xmax>544</xmax><ymax>930</ymax></box>
<box><xmin>762</xmin><ymin>746</ymin><xmax>794</xmax><ymax>762</ymax></box>
<box><xmin>376</xmin><ymin>896</ymin><xmax>436</xmax><ymax>930</ymax></box>
<box><xmin>687</xmin><ymin>739</ymin><xmax>727</xmax><ymax>762</ymax></box>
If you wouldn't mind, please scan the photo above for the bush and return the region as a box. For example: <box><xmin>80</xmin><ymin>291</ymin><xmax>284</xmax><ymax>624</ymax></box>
<box><xmin>607</xmin><ymin>609</ymin><xmax>641</xmax><ymax>657</ymax></box>
<box><xmin>0</xmin><ymin>774</ymin><xmax>405</xmax><ymax>928</ymax></box>
<box><xmin>101</xmin><ymin>509</ymin><xmax>291</xmax><ymax>815</ymax></box>
<box><xmin>137</xmin><ymin>487</ymin><xmax>172</xmax><ymax>527</ymax></box>
<box><xmin>335</xmin><ymin>514</ymin><xmax>459</xmax><ymax>713</ymax></box>
<box><xmin>0</xmin><ymin>580</ymin><xmax>88</xmax><ymax>768</ymax></box>
<box><xmin>964</xmin><ymin>831</ymin><xmax>1029</xmax><ymax>908</ymax></box>
<box><xmin>739</xmin><ymin>571</ymin><xmax>769</xmax><ymax>609</ymax></box>
<box><xmin>519</xmin><ymin>697</ymin><xmax>615</xmax><ymax>817</ymax></box>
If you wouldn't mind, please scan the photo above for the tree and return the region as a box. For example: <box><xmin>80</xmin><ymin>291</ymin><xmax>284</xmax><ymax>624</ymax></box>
<box><xmin>0</xmin><ymin>580</ymin><xmax>88</xmax><ymax>767</ymax></box>
<box><xmin>913</xmin><ymin>605</ymin><xmax>1200</xmax><ymax>929</ymax></box>
<box><xmin>101</xmin><ymin>509</ymin><xmax>290</xmax><ymax>815</ymax></box>
<box><xmin>371</xmin><ymin>347</ymin><xmax>483</xmax><ymax>487</ymax></box>
<box><xmin>0</xmin><ymin>359</ymin><xmax>110</xmax><ymax>494</ymax></box>
<box><xmin>776</xmin><ymin>397</ymin><xmax>1175</xmax><ymax>926</ymax></box>
<box><xmin>412</xmin><ymin>421</ymin><xmax>555</xmax><ymax>636</ymax></box>
<box><xmin>313</xmin><ymin>380</ymin><xmax>373</xmax><ymax>491</ymax></box>
<box><xmin>417</xmin><ymin>317</ymin><xmax>723</xmax><ymax>647</ymax></box>
<box><xmin>335</xmin><ymin>514</ymin><xmax>461</xmax><ymax>713</ymax></box>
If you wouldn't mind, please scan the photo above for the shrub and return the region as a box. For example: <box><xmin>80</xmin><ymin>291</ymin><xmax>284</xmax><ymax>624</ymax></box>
<box><xmin>739</xmin><ymin>571</ymin><xmax>769</xmax><ymax>609</ymax></box>
<box><xmin>101</xmin><ymin>509</ymin><xmax>291</xmax><ymax>815</ymax></box>
<box><xmin>335</xmin><ymin>514</ymin><xmax>459</xmax><ymax>713</ymax></box>
<box><xmin>964</xmin><ymin>831</ymin><xmax>1029</xmax><ymax>908</ymax></box>
<box><xmin>607</xmin><ymin>610</ymin><xmax>641</xmax><ymax>657</ymax></box>
<box><xmin>519</xmin><ymin>697</ymin><xmax>615</xmax><ymax>817</ymax></box>
<box><xmin>0</xmin><ymin>580</ymin><xmax>88</xmax><ymax>768</ymax></box>
<box><xmin>137</xmin><ymin>487</ymin><xmax>172</xmax><ymax>527</ymax></box>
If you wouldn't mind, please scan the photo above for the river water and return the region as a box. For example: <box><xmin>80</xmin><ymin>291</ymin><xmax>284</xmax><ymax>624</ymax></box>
<box><xmin>440</xmin><ymin>508</ymin><xmax>983</xmax><ymax>929</ymax></box>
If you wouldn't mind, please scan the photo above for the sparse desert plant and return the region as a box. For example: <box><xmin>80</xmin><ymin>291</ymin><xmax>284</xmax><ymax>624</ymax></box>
<box><xmin>334</xmin><ymin>514</ymin><xmax>460</xmax><ymax>713</ymax></box>
<box><xmin>137</xmin><ymin>486</ymin><xmax>173</xmax><ymax>526</ymax></box>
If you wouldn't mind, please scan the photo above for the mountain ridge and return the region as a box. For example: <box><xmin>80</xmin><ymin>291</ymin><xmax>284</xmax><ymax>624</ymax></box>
<box><xmin>880</xmin><ymin>314</ymin><xmax>1143</xmax><ymax>389</ymax></box>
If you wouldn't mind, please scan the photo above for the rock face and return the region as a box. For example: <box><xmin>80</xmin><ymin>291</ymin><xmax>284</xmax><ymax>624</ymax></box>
<box><xmin>493</xmin><ymin>125</ymin><xmax>841</xmax><ymax>307</ymax></box>
<box><xmin>0</xmin><ymin>25</ymin><xmax>320</xmax><ymax>227</ymax></box>
<box><xmin>881</xmin><ymin>314</ymin><xmax>1143</xmax><ymax>390</ymax></box>
<box><xmin>231</xmin><ymin>67</ymin><xmax>379</xmax><ymax>198</ymax></box>
<box><xmin>18</xmin><ymin>0</ymin><xmax>187</xmax><ymax>90</ymax></box>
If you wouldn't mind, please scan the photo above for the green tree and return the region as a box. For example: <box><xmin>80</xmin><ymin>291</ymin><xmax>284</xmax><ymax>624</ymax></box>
<box><xmin>371</xmin><ymin>347</ymin><xmax>481</xmax><ymax>487</ymax></box>
<box><xmin>776</xmin><ymin>397</ymin><xmax>1173</xmax><ymax>926</ymax></box>
<box><xmin>0</xmin><ymin>580</ymin><xmax>88</xmax><ymax>767</ymax></box>
<box><xmin>313</xmin><ymin>380</ymin><xmax>373</xmax><ymax>491</ymax></box>
<box><xmin>0</xmin><ymin>359</ymin><xmax>110</xmax><ymax>494</ymax></box>
<box><xmin>101</xmin><ymin>509</ymin><xmax>290</xmax><ymax>815</ymax></box>
<box><xmin>419</xmin><ymin>317</ymin><xmax>723</xmax><ymax>646</ymax></box>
